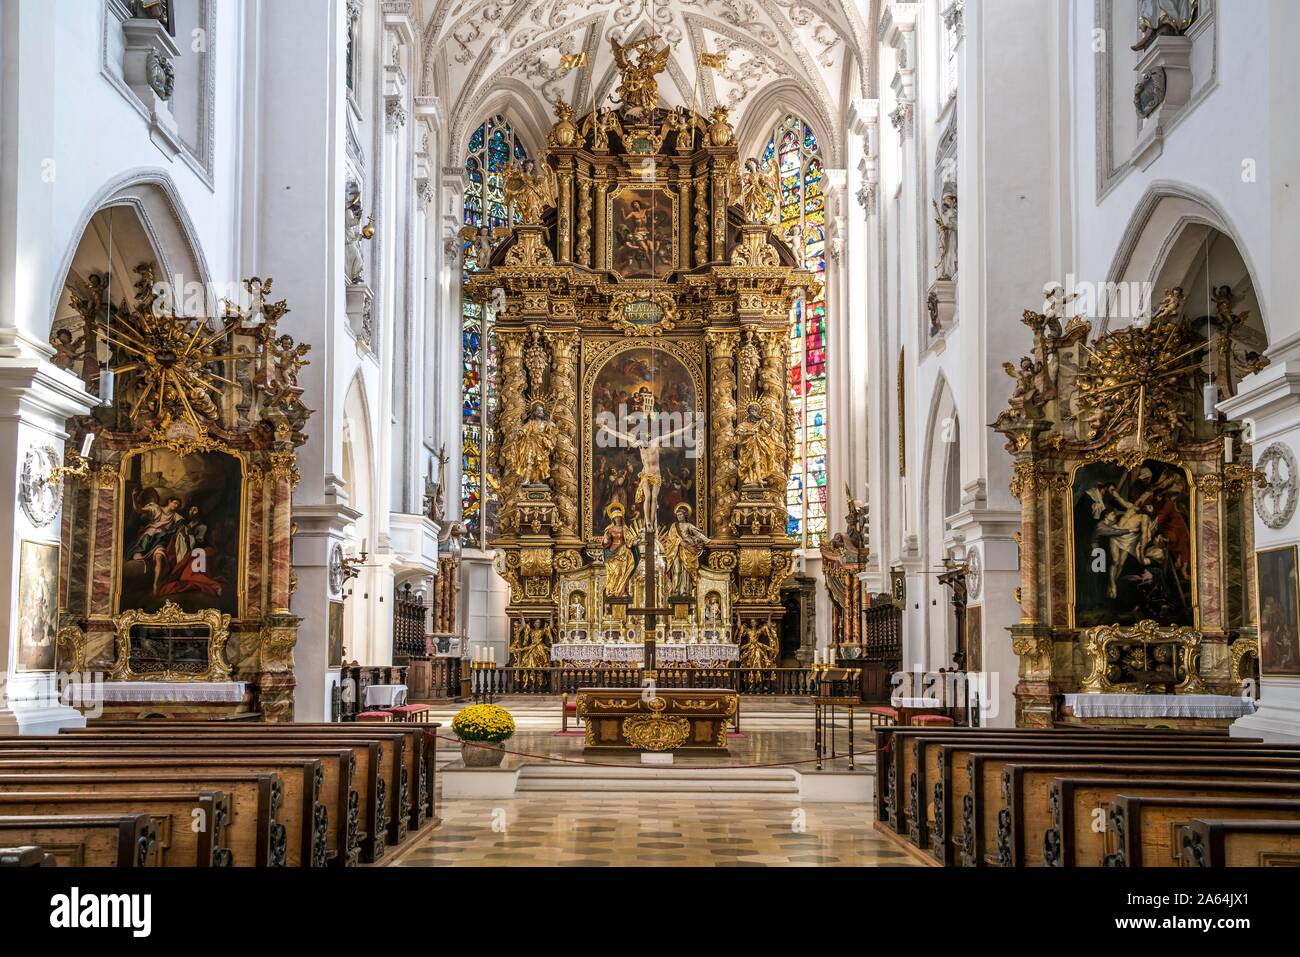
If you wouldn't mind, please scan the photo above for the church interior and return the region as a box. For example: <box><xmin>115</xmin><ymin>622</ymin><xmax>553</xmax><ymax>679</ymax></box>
<box><xmin>2</xmin><ymin>0</ymin><xmax>1300</xmax><ymax>914</ymax></box>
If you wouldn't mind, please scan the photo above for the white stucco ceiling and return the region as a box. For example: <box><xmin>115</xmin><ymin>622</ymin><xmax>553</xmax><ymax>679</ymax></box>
<box><xmin>420</xmin><ymin>0</ymin><xmax>871</xmax><ymax>165</ymax></box>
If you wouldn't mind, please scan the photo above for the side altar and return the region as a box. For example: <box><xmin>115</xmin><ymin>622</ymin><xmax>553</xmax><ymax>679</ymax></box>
<box><xmin>467</xmin><ymin>34</ymin><xmax>813</xmax><ymax>710</ymax></box>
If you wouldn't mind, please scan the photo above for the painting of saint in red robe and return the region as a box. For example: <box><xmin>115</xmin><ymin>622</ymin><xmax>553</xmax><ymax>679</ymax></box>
<box><xmin>119</xmin><ymin>449</ymin><xmax>242</xmax><ymax>615</ymax></box>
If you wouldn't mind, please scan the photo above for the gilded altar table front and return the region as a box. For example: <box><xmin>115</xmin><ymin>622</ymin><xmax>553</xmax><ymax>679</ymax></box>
<box><xmin>578</xmin><ymin>688</ymin><xmax>738</xmax><ymax>754</ymax></box>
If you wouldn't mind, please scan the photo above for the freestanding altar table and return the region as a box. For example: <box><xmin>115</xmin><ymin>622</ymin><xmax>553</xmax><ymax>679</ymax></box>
<box><xmin>577</xmin><ymin>688</ymin><xmax>739</xmax><ymax>754</ymax></box>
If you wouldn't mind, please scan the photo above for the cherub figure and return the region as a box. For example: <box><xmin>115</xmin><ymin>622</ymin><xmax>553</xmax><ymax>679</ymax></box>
<box><xmin>269</xmin><ymin>333</ymin><xmax>311</xmax><ymax>394</ymax></box>
<box><xmin>1003</xmin><ymin>356</ymin><xmax>1043</xmax><ymax>416</ymax></box>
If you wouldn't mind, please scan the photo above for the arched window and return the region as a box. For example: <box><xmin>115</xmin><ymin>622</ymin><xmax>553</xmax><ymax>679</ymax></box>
<box><xmin>461</xmin><ymin>115</ymin><xmax>529</xmax><ymax>546</ymax></box>
<box><xmin>762</xmin><ymin>114</ymin><xmax>827</xmax><ymax>548</ymax></box>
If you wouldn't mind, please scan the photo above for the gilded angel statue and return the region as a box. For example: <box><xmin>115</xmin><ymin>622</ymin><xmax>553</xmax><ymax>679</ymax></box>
<box><xmin>611</xmin><ymin>36</ymin><xmax>670</xmax><ymax>113</ymax></box>
<box><xmin>504</xmin><ymin>157</ymin><xmax>557</xmax><ymax>226</ymax></box>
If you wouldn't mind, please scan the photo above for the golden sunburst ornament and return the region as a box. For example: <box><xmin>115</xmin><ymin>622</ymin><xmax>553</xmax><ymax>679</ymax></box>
<box><xmin>103</xmin><ymin>307</ymin><xmax>241</xmax><ymax>428</ymax></box>
<box><xmin>1074</xmin><ymin>296</ymin><xmax>1204</xmax><ymax>467</ymax></box>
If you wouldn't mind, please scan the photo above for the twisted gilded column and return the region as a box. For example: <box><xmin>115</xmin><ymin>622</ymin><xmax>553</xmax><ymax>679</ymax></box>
<box><xmin>497</xmin><ymin>332</ymin><xmax>527</xmax><ymax>529</ymax></box>
<box><xmin>758</xmin><ymin>331</ymin><xmax>788</xmax><ymax>505</ymax></box>
<box><xmin>707</xmin><ymin>331</ymin><xmax>739</xmax><ymax>534</ymax></box>
<box><xmin>549</xmin><ymin>330</ymin><xmax>579</xmax><ymax>537</ymax></box>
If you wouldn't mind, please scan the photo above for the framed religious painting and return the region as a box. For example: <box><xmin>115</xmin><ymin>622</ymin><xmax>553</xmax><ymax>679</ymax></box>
<box><xmin>1070</xmin><ymin>459</ymin><xmax>1195</xmax><ymax>628</ymax></box>
<box><xmin>607</xmin><ymin>186</ymin><xmax>677</xmax><ymax>280</ymax></box>
<box><xmin>117</xmin><ymin>447</ymin><xmax>244</xmax><ymax>617</ymax></box>
<box><xmin>1257</xmin><ymin>545</ymin><xmax>1300</xmax><ymax>677</ymax></box>
<box><xmin>16</xmin><ymin>540</ymin><xmax>59</xmax><ymax>672</ymax></box>
<box><xmin>586</xmin><ymin>344</ymin><xmax>701</xmax><ymax>535</ymax></box>
<box><xmin>328</xmin><ymin>600</ymin><xmax>345</xmax><ymax>668</ymax></box>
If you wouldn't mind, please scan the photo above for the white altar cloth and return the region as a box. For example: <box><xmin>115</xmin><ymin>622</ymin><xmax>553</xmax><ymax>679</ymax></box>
<box><xmin>364</xmin><ymin>684</ymin><xmax>408</xmax><ymax>708</ymax></box>
<box><xmin>1062</xmin><ymin>693</ymin><xmax>1258</xmax><ymax>719</ymax></box>
<box><xmin>549</xmin><ymin>643</ymin><xmax>740</xmax><ymax>664</ymax></box>
<box><xmin>63</xmin><ymin>681</ymin><xmax>247</xmax><ymax>704</ymax></box>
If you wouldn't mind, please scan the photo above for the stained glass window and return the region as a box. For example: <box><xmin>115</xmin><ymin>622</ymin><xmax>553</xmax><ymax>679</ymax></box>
<box><xmin>462</xmin><ymin>116</ymin><xmax>528</xmax><ymax>546</ymax></box>
<box><xmin>762</xmin><ymin>115</ymin><xmax>828</xmax><ymax>548</ymax></box>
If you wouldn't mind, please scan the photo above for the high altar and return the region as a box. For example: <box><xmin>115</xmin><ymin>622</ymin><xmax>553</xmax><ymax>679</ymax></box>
<box><xmin>466</xmin><ymin>37</ymin><xmax>812</xmax><ymax>694</ymax></box>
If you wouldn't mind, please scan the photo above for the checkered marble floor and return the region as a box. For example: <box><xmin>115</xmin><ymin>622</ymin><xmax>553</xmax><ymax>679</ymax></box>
<box><xmin>387</xmin><ymin>798</ymin><xmax>917</xmax><ymax>867</ymax></box>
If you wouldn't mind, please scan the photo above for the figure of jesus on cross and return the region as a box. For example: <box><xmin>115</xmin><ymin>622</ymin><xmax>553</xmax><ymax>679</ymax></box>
<box><xmin>597</xmin><ymin>388</ymin><xmax>696</xmax><ymax>532</ymax></box>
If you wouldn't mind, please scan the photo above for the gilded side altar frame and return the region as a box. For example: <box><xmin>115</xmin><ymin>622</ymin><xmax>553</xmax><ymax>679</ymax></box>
<box><xmin>110</xmin><ymin>601</ymin><xmax>234</xmax><ymax>683</ymax></box>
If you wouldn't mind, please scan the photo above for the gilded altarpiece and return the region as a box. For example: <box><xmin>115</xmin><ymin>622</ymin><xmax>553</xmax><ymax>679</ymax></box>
<box><xmin>52</xmin><ymin>270</ymin><xmax>312</xmax><ymax>719</ymax></box>
<box><xmin>467</xmin><ymin>73</ymin><xmax>810</xmax><ymax>666</ymax></box>
<box><xmin>994</xmin><ymin>293</ymin><xmax>1264</xmax><ymax>726</ymax></box>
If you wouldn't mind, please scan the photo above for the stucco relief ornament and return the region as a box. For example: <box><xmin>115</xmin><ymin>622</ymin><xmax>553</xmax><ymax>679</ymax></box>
<box><xmin>147</xmin><ymin>49</ymin><xmax>175</xmax><ymax>101</ymax></box>
<box><xmin>328</xmin><ymin>543</ymin><xmax>346</xmax><ymax>595</ymax></box>
<box><xmin>966</xmin><ymin>546</ymin><xmax>982</xmax><ymax>600</ymax></box>
<box><xmin>1255</xmin><ymin>442</ymin><xmax>1298</xmax><ymax>530</ymax></box>
<box><xmin>20</xmin><ymin>445</ymin><xmax>63</xmax><ymax>527</ymax></box>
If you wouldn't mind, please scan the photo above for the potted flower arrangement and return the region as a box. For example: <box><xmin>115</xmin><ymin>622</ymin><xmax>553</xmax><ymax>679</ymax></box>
<box><xmin>450</xmin><ymin>704</ymin><xmax>516</xmax><ymax>767</ymax></box>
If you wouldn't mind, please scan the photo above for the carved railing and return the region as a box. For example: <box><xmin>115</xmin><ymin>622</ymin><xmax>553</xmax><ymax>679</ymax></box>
<box><xmin>470</xmin><ymin>666</ymin><xmax>821</xmax><ymax>700</ymax></box>
<box><xmin>392</xmin><ymin>583</ymin><xmax>428</xmax><ymax>660</ymax></box>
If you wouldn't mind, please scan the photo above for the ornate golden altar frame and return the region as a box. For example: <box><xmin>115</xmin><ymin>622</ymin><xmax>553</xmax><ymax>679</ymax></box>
<box><xmin>110</xmin><ymin>602</ymin><xmax>233</xmax><ymax>683</ymax></box>
<box><xmin>466</xmin><ymin>40</ymin><xmax>810</xmax><ymax>659</ymax></box>
<box><xmin>993</xmin><ymin>295</ymin><xmax>1264</xmax><ymax>725</ymax></box>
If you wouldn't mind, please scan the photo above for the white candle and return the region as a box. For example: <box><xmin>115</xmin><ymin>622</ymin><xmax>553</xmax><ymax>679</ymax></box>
<box><xmin>80</xmin><ymin>433</ymin><xmax>95</xmax><ymax>457</ymax></box>
<box><xmin>1224</xmin><ymin>434</ymin><xmax>1234</xmax><ymax>464</ymax></box>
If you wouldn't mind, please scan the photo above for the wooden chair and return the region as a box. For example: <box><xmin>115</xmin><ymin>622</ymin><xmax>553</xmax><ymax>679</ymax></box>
<box><xmin>356</xmin><ymin>711</ymin><xmax>393</xmax><ymax>723</ymax></box>
<box><xmin>561</xmin><ymin>693</ymin><xmax>582</xmax><ymax>732</ymax></box>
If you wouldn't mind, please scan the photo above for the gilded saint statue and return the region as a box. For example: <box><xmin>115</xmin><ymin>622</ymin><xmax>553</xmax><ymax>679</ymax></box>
<box><xmin>728</xmin><ymin>158</ymin><xmax>776</xmax><ymax>223</ymax></box>
<box><xmin>601</xmin><ymin>503</ymin><xmax>639</xmax><ymax>599</ymax></box>
<box><xmin>610</xmin><ymin>35</ymin><xmax>670</xmax><ymax>114</ymax></box>
<box><xmin>504</xmin><ymin>157</ymin><xmax>557</xmax><ymax>226</ymax></box>
<box><xmin>739</xmin><ymin>619</ymin><xmax>777</xmax><ymax>669</ymax></box>
<box><xmin>510</xmin><ymin>618</ymin><xmax>552</xmax><ymax>669</ymax></box>
<box><xmin>661</xmin><ymin>503</ymin><xmax>709</xmax><ymax>597</ymax></box>
<box><xmin>503</xmin><ymin>401</ymin><xmax>556</xmax><ymax>486</ymax></box>
<box><xmin>736</xmin><ymin>401</ymin><xmax>784</xmax><ymax>487</ymax></box>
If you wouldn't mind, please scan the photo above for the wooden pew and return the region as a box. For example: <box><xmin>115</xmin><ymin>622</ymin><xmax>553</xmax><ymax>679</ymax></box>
<box><xmin>0</xmin><ymin>791</ymin><xmax>229</xmax><ymax>867</ymax></box>
<box><xmin>1180</xmin><ymin>818</ymin><xmax>1300</xmax><ymax>866</ymax></box>
<box><xmin>1046</xmin><ymin>772</ymin><xmax>1300</xmax><ymax>867</ymax></box>
<box><xmin>877</xmin><ymin>726</ymin><xmax>1237</xmax><ymax>842</ymax></box>
<box><xmin>1108</xmin><ymin>795</ymin><xmax>1300</xmax><ymax>867</ymax></box>
<box><xmin>0</xmin><ymin>814</ymin><xmax>158</xmax><ymax>867</ymax></box>
<box><xmin>0</xmin><ymin>772</ymin><xmax>279</xmax><ymax>866</ymax></box>
<box><xmin>910</xmin><ymin>733</ymin><xmax>1244</xmax><ymax>857</ymax></box>
<box><xmin>0</xmin><ymin>741</ymin><xmax>355</xmax><ymax>865</ymax></box>
<box><xmin>0</xmin><ymin>756</ymin><xmax>322</xmax><ymax>867</ymax></box>
<box><xmin>67</xmin><ymin>721</ymin><xmax>440</xmax><ymax>833</ymax></box>
<box><xmin>962</xmin><ymin>746</ymin><xmax>1300</xmax><ymax>867</ymax></box>
<box><xmin>18</xmin><ymin>736</ymin><xmax>371</xmax><ymax>866</ymax></box>
<box><xmin>874</xmin><ymin>724</ymin><xmax>1226</xmax><ymax>830</ymax></box>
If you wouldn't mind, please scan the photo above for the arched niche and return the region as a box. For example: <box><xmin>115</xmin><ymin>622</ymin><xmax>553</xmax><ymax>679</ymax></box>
<box><xmin>50</xmin><ymin>173</ymin><xmax>209</xmax><ymax>339</ymax></box>
<box><xmin>921</xmin><ymin>375</ymin><xmax>962</xmax><ymax>670</ymax></box>
<box><xmin>1105</xmin><ymin>184</ymin><xmax>1268</xmax><ymax>349</ymax></box>
<box><xmin>341</xmin><ymin>372</ymin><xmax>377</xmax><ymax>664</ymax></box>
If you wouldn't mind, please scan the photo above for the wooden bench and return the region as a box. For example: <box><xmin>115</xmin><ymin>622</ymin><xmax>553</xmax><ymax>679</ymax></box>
<box><xmin>879</xmin><ymin>726</ymin><xmax>1234</xmax><ymax>843</ymax></box>
<box><xmin>1108</xmin><ymin>795</ymin><xmax>1300</xmax><ymax>867</ymax></box>
<box><xmin>0</xmin><ymin>814</ymin><xmax>159</xmax><ymax>867</ymax></box>
<box><xmin>872</xmin><ymin>725</ymin><xmax>1209</xmax><ymax>829</ymax></box>
<box><xmin>0</xmin><ymin>846</ymin><xmax>54</xmax><ymax>866</ymax></box>
<box><xmin>910</xmin><ymin>732</ymin><xmax>1244</xmax><ymax>856</ymax></box>
<box><xmin>0</xmin><ymin>740</ymin><xmax>354</xmax><ymax>866</ymax></box>
<box><xmin>0</xmin><ymin>790</ymin><xmax>230</xmax><ymax>867</ymax></box>
<box><xmin>31</xmin><ymin>735</ymin><xmax>376</xmax><ymax>865</ymax></box>
<box><xmin>959</xmin><ymin>745</ymin><xmax>1300</xmax><ymax>867</ymax></box>
<box><xmin>1180</xmin><ymin>818</ymin><xmax>1300</xmax><ymax>866</ymax></box>
<box><xmin>0</xmin><ymin>756</ymin><xmax>322</xmax><ymax>867</ymax></box>
<box><xmin>1045</xmin><ymin>771</ymin><xmax>1300</xmax><ymax>867</ymax></box>
<box><xmin>0</xmin><ymin>772</ymin><xmax>279</xmax><ymax>866</ymax></box>
<box><xmin>67</xmin><ymin>720</ymin><xmax>441</xmax><ymax>834</ymax></box>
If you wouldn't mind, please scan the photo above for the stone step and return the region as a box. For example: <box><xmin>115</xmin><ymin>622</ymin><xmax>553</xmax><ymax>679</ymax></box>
<box><xmin>516</xmin><ymin>766</ymin><xmax>800</xmax><ymax>795</ymax></box>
